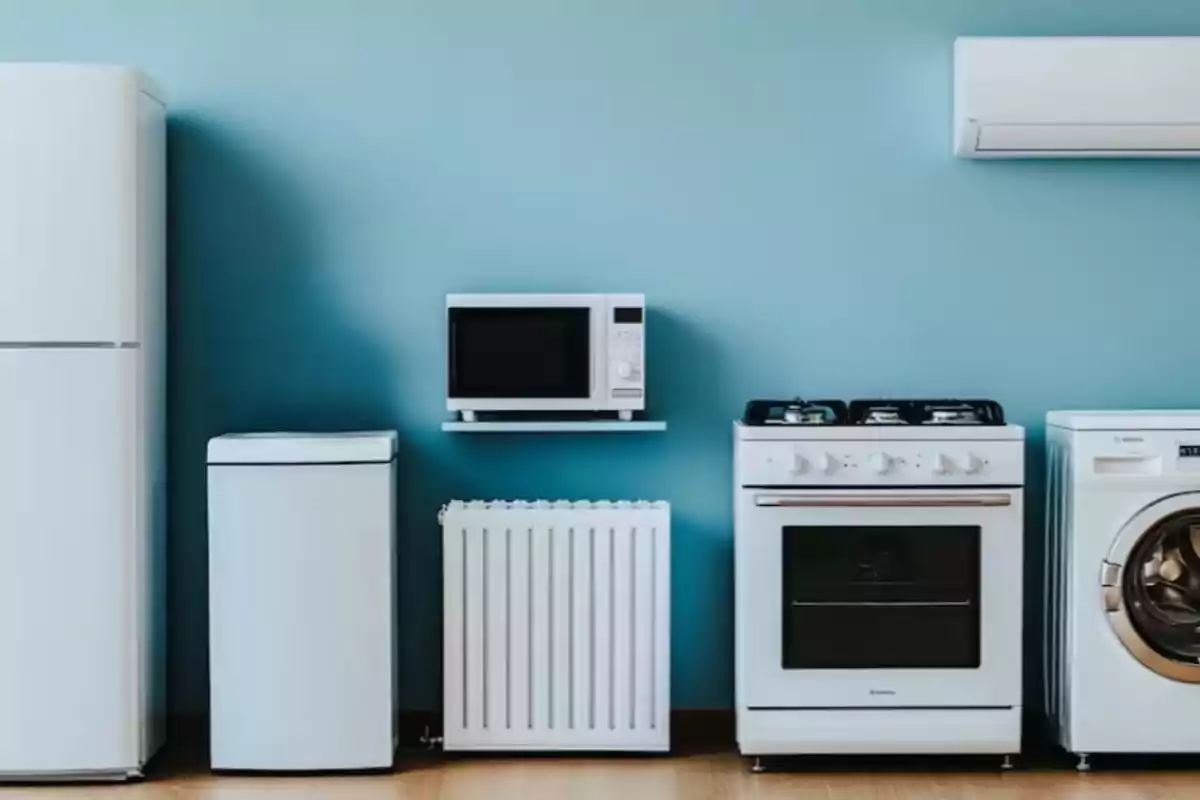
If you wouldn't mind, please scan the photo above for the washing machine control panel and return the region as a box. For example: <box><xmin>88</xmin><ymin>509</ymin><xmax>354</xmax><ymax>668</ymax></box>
<box><xmin>1077</xmin><ymin>431</ymin><xmax>1200</xmax><ymax>480</ymax></box>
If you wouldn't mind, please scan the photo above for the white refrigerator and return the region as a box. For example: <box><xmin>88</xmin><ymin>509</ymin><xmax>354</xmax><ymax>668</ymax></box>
<box><xmin>0</xmin><ymin>64</ymin><xmax>167</xmax><ymax>779</ymax></box>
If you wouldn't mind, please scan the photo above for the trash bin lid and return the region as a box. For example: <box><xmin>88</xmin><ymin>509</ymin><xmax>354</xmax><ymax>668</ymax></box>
<box><xmin>207</xmin><ymin>431</ymin><xmax>398</xmax><ymax>465</ymax></box>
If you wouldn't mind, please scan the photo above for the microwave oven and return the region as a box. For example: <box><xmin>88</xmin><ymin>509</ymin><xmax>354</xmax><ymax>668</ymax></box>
<box><xmin>447</xmin><ymin>293</ymin><xmax>646</xmax><ymax>421</ymax></box>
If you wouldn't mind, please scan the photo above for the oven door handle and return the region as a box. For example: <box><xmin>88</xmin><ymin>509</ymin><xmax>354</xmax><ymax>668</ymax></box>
<box><xmin>754</xmin><ymin>493</ymin><xmax>1013</xmax><ymax>508</ymax></box>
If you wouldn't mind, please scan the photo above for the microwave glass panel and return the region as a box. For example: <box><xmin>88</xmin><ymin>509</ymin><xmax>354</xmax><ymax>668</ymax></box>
<box><xmin>449</xmin><ymin>307</ymin><xmax>591</xmax><ymax>399</ymax></box>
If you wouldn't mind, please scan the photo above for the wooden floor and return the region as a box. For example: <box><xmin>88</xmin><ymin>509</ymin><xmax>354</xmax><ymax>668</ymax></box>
<box><xmin>4</xmin><ymin>753</ymin><xmax>1200</xmax><ymax>799</ymax></box>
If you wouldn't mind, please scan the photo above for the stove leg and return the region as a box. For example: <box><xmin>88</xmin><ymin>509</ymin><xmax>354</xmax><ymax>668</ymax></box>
<box><xmin>618</xmin><ymin>410</ymin><xmax>634</xmax><ymax>422</ymax></box>
<box><xmin>750</xmin><ymin>756</ymin><xmax>766</xmax><ymax>774</ymax></box>
<box><xmin>1076</xmin><ymin>753</ymin><xmax>1091</xmax><ymax>773</ymax></box>
<box><xmin>1001</xmin><ymin>754</ymin><xmax>1014</xmax><ymax>771</ymax></box>
<box><xmin>461</xmin><ymin>410</ymin><xmax>477</xmax><ymax>423</ymax></box>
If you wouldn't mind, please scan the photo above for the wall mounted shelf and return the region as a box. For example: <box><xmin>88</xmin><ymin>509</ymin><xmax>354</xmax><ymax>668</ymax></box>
<box><xmin>442</xmin><ymin>420</ymin><xmax>667</xmax><ymax>433</ymax></box>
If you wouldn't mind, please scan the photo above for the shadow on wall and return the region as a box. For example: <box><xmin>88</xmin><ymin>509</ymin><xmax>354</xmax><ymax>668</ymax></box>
<box><xmin>643</xmin><ymin>309</ymin><xmax>737</xmax><ymax>707</ymax></box>
<box><xmin>166</xmin><ymin>114</ymin><xmax>395</xmax><ymax>718</ymax></box>
<box><xmin>646</xmin><ymin>308</ymin><xmax>732</xmax><ymax>433</ymax></box>
<box><xmin>1023</xmin><ymin>433</ymin><xmax>1048</xmax><ymax>731</ymax></box>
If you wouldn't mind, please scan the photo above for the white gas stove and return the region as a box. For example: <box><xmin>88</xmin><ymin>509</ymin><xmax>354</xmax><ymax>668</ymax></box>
<box><xmin>734</xmin><ymin>399</ymin><xmax>1025</xmax><ymax>767</ymax></box>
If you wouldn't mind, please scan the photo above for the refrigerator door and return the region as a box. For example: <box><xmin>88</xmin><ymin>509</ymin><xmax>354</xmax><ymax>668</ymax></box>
<box><xmin>0</xmin><ymin>348</ymin><xmax>139</xmax><ymax>775</ymax></box>
<box><xmin>0</xmin><ymin>65</ymin><xmax>139</xmax><ymax>344</ymax></box>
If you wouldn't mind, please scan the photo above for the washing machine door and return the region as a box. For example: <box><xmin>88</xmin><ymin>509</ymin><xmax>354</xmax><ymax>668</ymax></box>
<box><xmin>1103</xmin><ymin>491</ymin><xmax>1200</xmax><ymax>683</ymax></box>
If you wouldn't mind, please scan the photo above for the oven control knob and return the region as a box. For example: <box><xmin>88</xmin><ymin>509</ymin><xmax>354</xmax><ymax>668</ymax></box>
<box><xmin>961</xmin><ymin>453</ymin><xmax>983</xmax><ymax>475</ymax></box>
<box><xmin>790</xmin><ymin>452</ymin><xmax>808</xmax><ymax>474</ymax></box>
<box><xmin>932</xmin><ymin>453</ymin><xmax>952</xmax><ymax>475</ymax></box>
<box><xmin>817</xmin><ymin>453</ymin><xmax>838</xmax><ymax>475</ymax></box>
<box><xmin>616</xmin><ymin>361</ymin><xmax>635</xmax><ymax>380</ymax></box>
<box><xmin>868</xmin><ymin>453</ymin><xmax>894</xmax><ymax>475</ymax></box>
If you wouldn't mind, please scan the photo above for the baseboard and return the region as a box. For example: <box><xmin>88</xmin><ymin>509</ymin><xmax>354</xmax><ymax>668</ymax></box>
<box><xmin>163</xmin><ymin>708</ymin><xmax>1061</xmax><ymax>764</ymax></box>
<box><xmin>167</xmin><ymin>709</ymin><xmax>736</xmax><ymax>757</ymax></box>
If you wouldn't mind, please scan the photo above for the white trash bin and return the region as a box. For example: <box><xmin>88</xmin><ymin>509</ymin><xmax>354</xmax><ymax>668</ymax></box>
<box><xmin>207</xmin><ymin>431</ymin><xmax>398</xmax><ymax>771</ymax></box>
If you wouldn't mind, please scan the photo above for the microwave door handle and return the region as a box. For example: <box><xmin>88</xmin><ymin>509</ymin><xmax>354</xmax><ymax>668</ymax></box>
<box><xmin>754</xmin><ymin>493</ymin><xmax>1013</xmax><ymax>509</ymax></box>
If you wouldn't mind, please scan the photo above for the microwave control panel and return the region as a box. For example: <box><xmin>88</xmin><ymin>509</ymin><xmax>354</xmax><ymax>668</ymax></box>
<box><xmin>607</xmin><ymin>297</ymin><xmax>645</xmax><ymax>403</ymax></box>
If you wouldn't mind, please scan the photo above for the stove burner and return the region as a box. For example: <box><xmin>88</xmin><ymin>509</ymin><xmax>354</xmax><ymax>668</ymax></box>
<box><xmin>786</xmin><ymin>407</ymin><xmax>832</xmax><ymax>425</ymax></box>
<box><xmin>926</xmin><ymin>405</ymin><xmax>981</xmax><ymax>425</ymax></box>
<box><xmin>848</xmin><ymin>399</ymin><xmax>1005</xmax><ymax>426</ymax></box>
<box><xmin>743</xmin><ymin>398</ymin><xmax>1006</xmax><ymax>426</ymax></box>
<box><xmin>862</xmin><ymin>407</ymin><xmax>907</xmax><ymax>425</ymax></box>
<box><xmin>849</xmin><ymin>400</ymin><xmax>1005</xmax><ymax>426</ymax></box>
<box><xmin>782</xmin><ymin>399</ymin><xmax>838</xmax><ymax>425</ymax></box>
<box><xmin>743</xmin><ymin>399</ymin><xmax>849</xmax><ymax>426</ymax></box>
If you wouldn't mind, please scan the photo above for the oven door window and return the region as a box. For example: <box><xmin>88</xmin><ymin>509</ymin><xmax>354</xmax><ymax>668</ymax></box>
<box><xmin>782</xmin><ymin>525</ymin><xmax>981</xmax><ymax>669</ymax></box>
<box><xmin>449</xmin><ymin>307</ymin><xmax>591</xmax><ymax>398</ymax></box>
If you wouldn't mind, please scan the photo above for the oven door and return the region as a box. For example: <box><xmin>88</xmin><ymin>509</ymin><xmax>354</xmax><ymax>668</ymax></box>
<box><xmin>736</xmin><ymin>488</ymin><xmax>1023</xmax><ymax>709</ymax></box>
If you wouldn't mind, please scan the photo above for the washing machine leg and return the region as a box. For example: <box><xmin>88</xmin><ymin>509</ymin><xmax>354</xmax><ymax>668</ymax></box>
<box><xmin>1001</xmin><ymin>754</ymin><xmax>1015</xmax><ymax>771</ymax></box>
<box><xmin>1076</xmin><ymin>753</ymin><xmax>1091</xmax><ymax>773</ymax></box>
<box><xmin>750</xmin><ymin>756</ymin><xmax>766</xmax><ymax>774</ymax></box>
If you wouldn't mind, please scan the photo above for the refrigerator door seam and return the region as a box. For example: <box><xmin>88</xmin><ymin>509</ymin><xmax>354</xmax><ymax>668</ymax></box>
<box><xmin>0</xmin><ymin>342</ymin><xmax>140</xmax><ymax>349</ymax></box>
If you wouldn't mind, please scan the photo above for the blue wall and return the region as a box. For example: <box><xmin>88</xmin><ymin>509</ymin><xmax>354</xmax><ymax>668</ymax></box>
<box><xmin>6</xmin><ymin>1</ymin><xmax>1200</xmax><ymax>715</ymax></box>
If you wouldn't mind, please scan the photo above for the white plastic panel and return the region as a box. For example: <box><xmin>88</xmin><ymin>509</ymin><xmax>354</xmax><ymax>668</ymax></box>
<box><xmin>955</xmin><ymin>37</ymin><xmax>1200</xmax><ymax>158</ymax></box>
<box><xmin>208</xmin><ymin>431</ymin><xmax>398</xmax><ymax>464</ymax></box>
<box><xmin>0</xmin><ymin>64</ymin><xmax>141</xmax><ymax>342</ymax></box>
<box><xmin>1043</xmin><ymin>428</ymin><xmax>1070</xmax><ymax>747</ymax></box>
<box><xmin>1065</xmin><ymin>428</ymin><xmax>1200</xmax><ymax>490</ymax></box>
<box><xmin>208</xmin><ymin>462</ymin><xmax>396</xmax><ymax>770</ymax></box>
<box><xmin>1048</xmin><ymin>410</ymin><xmax>1200</xmax><ymax>431</ymax></box>
<box><xmin>0</xmin><ymin>349</ymin><xmax>138</xmax><ymax>774</ymax></box>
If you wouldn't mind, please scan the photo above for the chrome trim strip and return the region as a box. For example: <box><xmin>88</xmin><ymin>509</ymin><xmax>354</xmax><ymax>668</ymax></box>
<box><xmin>743</xmin><ymin>483</ymin><xmax>1022</xmax><ymax>491</ymax></box>
<box><xmin>755</xmin><ymin>493</ymin><xmax>1013</xmax><ymax>509</ymax></box>
<box><xmin>746</xmin><ymin>705</ymin><xmax>1013</xmax><ymax>711</ymax></box>
<box><xmin>791</xmin><ymin>600</ymin><xmax>971</xmax><ymax>608</ymax></box>
<box><xmin>0</xmin><ymin>341</ymin><xmax>139</xmax><ymax>350</ymax></box>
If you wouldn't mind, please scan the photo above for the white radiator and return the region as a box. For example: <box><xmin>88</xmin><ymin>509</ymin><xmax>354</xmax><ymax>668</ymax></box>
<box><xmin>441</xmin><ymin>500</ymin><xmax>670</xmax><ymax>752</ymax></box>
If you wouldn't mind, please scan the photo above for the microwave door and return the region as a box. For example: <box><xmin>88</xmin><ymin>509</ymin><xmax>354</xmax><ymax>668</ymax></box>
<box><xmin>448</xmin><ymin>307</ymin><xmax>591</xmax><ymax>402</ymax></box>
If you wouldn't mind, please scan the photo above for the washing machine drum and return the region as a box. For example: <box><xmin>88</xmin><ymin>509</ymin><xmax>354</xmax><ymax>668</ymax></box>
<box><xmin>1106</xmin><ymin>495</ymin><xmax>1200</xmax><ymax>682</ymax></box>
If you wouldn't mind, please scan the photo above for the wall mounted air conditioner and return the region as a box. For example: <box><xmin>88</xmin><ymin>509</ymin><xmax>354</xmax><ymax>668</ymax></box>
<box><xmin>955</xmin><ymin>37</ymin><xmax>1200</xmax><ymax>158</ymax></box>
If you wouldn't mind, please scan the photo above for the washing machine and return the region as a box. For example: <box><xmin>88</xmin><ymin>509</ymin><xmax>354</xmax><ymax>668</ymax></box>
<box><xmin>1046</xmin><ymin>411</ymin><xmax>1200</xmax><ymax>769</ymax></box>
